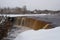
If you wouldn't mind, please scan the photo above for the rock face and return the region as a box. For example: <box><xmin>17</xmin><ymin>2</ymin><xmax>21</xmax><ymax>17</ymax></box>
<box><xmin>15</xmin><ymin>17</ymin><xmax>52</xmax><ymax>30</ymax></box>
<box><xmin>0</xmin><ymin>17</ymin><xmax>13</xmax><ymax>40</ymax></box>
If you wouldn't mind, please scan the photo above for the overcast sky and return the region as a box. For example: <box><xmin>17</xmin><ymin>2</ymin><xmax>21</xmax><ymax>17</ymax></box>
<box><xmin>0</xmin><ymin>0</ymin><xmax>60</xmax><ymax>10</ymax></box>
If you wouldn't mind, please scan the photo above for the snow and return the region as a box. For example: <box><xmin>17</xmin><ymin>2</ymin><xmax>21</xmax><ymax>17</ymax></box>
<box><xmin>0</xmin><ymin>14</ymin><xmax>52</xmax><ymax>17</ymax></box>
<box><xmin>14</xmin><ymin>27</ymin><xmax>60</xmax><ymax>40</ymax></box>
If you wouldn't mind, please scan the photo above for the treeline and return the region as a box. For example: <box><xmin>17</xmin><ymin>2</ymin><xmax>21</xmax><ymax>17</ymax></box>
<box><xmin>0</xmin><ymin>7</ymin><xmax>60</xmax><ymax>14</ymax></box>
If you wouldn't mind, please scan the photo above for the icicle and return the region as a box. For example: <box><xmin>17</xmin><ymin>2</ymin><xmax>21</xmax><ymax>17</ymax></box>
<box><xmin>20</xmin><ymin>17</ymin><xmax>25</xmax><ymax>26</ymax></box>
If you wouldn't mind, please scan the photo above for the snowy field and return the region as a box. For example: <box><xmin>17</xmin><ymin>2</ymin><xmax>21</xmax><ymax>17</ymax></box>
<box><xmin>0</xmin><ymin>14</ymin><xmax>59</xmax><ymax>17</ymax></box>
<box><xmin>14</xmin><ymin>27</ymin><xmax>60</xmax><ymax>40</ymax></box>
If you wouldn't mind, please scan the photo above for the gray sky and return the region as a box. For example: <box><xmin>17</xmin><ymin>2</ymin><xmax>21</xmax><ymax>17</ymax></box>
<box><xmin>0</xmin><ymin>0</ymin><xmax>60</xmax><ymax>10</ymax></box>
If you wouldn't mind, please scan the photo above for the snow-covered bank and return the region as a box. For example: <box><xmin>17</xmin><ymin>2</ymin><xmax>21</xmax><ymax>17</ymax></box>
<box><xmin>14</xmin><ymin>27</ymin><xmax>60</xmax><ymax>40</ymax></box>
<box><xmin>0</xmin><ymin>14</ymin><xmax>59</xmax><ymax>17</ymax></box>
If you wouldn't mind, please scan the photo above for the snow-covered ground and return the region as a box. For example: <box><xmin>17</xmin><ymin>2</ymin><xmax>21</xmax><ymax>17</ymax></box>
<box><xmin>0</xmin><ymin>14</ymin><xmax>58</xmax><ymax>17</ymax></box>
<box><xmin>14</xmin><ymin>27</ymin><xmax>60</xmax><ymax>40</ymax></box>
